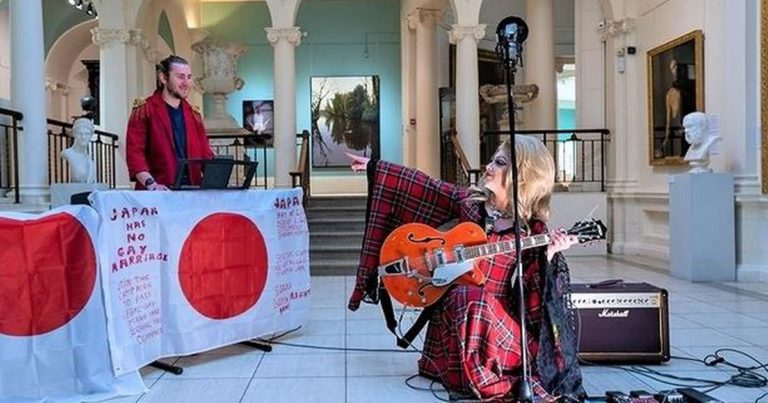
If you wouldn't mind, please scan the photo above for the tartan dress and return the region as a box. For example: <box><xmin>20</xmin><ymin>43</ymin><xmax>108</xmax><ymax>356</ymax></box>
<box><xmin>348</xmin><ymin>160</ymin><xmax>583</xmax><ymax>401</ymax></box>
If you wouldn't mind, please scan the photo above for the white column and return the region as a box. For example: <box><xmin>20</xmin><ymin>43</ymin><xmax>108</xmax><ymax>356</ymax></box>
<box><xmin>10</xmin><ymin>0</ymin><xmax>48</xmax><ymax>203</ymax></box>
<box><xmin>524</xmin><ymin>0</ymin><xmax>556</xmax><ymax>130</ymax></box>
<box><xmin>449</xmin><ymin>24</ymin><xmax>485</xmax><ymax>168</ymax></box>
<box><xmin>409</xmin><ymin>9</ymin><xmax>440</xmax><ymax>177</ymax></box>
<box><xmin>266</xmin><ymin>27</ymin><xmax>301</xmax><ymax>188</ymax></box>
<box><xmin>92</xmin><ymin>28</ymin><xmax>139</xmax><ymax>188</ymax></box>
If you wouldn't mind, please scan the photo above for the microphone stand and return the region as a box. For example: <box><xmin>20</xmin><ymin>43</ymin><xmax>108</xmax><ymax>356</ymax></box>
<box><xmin>497</xmin><ymin>38</ymin><xmax>533</xmax><ymax>402</ymax></box>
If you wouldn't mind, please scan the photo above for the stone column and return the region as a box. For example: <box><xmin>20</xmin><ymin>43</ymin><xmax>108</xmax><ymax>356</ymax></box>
<box><xmin>10</xmin><ymin>0</ymin><xmax>48</xmax><ymax>203</ymax></box>
<box><xmin>449</xmin><ymin>24</ymin><xmax>485</xmax><ymax>168</ymax></box>
<box><xmin>408</xmin><ymin>9</ymin><xmax>440</xmax><ymax>177</ymax></box>
<box><xmin>92</xmin><ymin>27</ymin><xmax>141</xmax><ymax>188</ymax></box>
<box><xmin>524</xmin><ymin>0</ymin><xmax>556</xmax><ymax>130</ymax></box>
<box><xmin>266</xmin><ymin>27</ymin><xmax>301</xmax><ymax>188</ymax></box>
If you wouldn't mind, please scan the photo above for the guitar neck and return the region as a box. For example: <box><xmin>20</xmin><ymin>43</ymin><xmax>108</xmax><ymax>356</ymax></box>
<box><xmin>462</xmin><ymin>234</ymin><xmax>550</xmax><ymax>260</ymax></box>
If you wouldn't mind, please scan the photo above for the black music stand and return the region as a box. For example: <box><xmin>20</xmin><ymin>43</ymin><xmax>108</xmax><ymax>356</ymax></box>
<box><xmin>171</xmin><ymin>158</ymin><xmax>258</xmax><ymax>190</ymax></box>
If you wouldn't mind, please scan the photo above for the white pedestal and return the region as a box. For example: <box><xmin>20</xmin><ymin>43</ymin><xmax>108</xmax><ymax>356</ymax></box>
<box><xmin>50</xmin><ymin>183</ymin><xmax>108</xmax><ymax>208</ymax></box>
<box><xmin>669</xmin><ymin>173</ymin><xmax>735</xmax><ymax>281</ymax></box>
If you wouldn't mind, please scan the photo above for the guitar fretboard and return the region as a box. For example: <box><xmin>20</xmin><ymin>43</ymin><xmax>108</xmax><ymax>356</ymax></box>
<box><xmin>462</xmin><ymin>234</ymin><xmax>550</xmax><ymax>260</ymax></box>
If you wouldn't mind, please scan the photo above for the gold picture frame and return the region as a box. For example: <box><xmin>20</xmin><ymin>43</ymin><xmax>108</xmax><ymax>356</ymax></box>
<box><xmin>647</xmin><ymin>30</ymin><xmax>704</xmax><ymax>165</ymax></box>
<box><xmin>761</xmin><ymin>0</ymin><xmax>768</xmax><ymax>192</ymax></box>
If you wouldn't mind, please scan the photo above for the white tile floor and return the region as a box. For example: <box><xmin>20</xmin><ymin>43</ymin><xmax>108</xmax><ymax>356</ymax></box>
<box><xmin>107</xmin><ymin>256</ymin><xmax>768</xmax><ymax>403</ymax></box>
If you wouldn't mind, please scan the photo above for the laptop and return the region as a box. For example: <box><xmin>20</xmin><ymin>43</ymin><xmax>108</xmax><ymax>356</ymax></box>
<box><xmin>171</xmin><ymin>158</ymin><xmax>258</xmax><ymax>190</ymax></box>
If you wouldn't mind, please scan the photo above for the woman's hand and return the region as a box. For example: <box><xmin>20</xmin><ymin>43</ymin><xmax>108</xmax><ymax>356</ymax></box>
<box><xmin>546</xmin><ymin>228</ymin><xmax>579</xmax><ymax>262</ymax></box>
<box><xmin>346</xmin><ymin>152</ymin><xmax>370</xmax><ymax>172</ymax></box>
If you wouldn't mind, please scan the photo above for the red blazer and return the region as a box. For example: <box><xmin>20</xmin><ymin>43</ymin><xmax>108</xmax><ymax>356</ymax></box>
<box><xmin>126</xmin><ymin>90</ymin><xmax>214</xmax><ymax>189</ymax></box>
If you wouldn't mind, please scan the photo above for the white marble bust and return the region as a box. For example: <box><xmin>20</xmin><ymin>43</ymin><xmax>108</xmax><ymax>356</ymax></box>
<box><xmin>683</xmin><ymin>112</ymin><xmax>720</xmax><ymax>173</ymax></box>
<box><xmin>61</xmin><ymin>118</ymin><xmax>96</xmax><ymax>183</ymax></box>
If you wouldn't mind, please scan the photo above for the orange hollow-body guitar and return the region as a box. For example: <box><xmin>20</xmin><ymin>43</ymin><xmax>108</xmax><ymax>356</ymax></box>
<box><xmin>378</xmin><ymin>219</ymin><xmax>606</xmax><ymax>308</ymax></box>
<box><xmin>379</xmin><ymin>222</ymin><xmax>488</xmax><ymax>308</ymax></box>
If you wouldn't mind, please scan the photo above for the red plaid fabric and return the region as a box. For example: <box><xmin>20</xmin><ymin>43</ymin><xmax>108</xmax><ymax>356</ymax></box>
<box><xmin>348</xmin><ymin>160</ymin><xmax>479</xmax><ymax>310</ymax></box>
<box><xmin>418</xmin><ymin>222</ymin><xmax>557</xmax><ymax>401</ymax></box>
<box><xmin>348</xmin><ymin>160</ymin><xmax>577</xmax><ymax>401</ymax></box>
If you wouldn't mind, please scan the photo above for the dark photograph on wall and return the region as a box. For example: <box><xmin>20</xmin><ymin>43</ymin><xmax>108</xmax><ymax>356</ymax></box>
<box><xmin>310</xmin><ymin>76</ymin><xmax>380</xmax><ymax>168</ymax></box>
<box><xmin>242</xmin><ymin>100</ymin><xmax>274</xmax><ymax>147</ymax></box>
<box><xmin>647</xmin><ymin>30</ymin><xmax>704</xmax><ymax>165</ymax></box>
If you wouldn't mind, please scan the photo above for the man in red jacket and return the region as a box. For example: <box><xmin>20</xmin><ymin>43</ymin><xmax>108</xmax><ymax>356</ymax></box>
<box><xmin>126</xmin><ymin>55</ymin><xmax>214</xmax><ymax>190</ymax></box>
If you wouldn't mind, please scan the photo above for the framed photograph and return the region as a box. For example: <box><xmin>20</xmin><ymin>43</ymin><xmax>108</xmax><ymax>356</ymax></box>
<box><xmin>310</xmin><ymin>76</ymin><xmax>380</xmax><ymax>168</ymax></box>
<box><xmin>647</xmin><ymin>30</ymin><xmax>704</xmax><ymax>165</ymax></box>
<box><xmin>242</xmin><ymin>100</ymin><xmax>274</xmax><ymax>147</ymax></box>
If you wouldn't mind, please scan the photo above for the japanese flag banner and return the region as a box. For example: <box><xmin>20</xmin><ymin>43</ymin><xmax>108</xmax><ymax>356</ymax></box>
<box><xmin>90</xmin><ymin>188</ymin><xmax>310</xmax><ymax>375</ymax></box>
<box><xmin>0</xmin><ymin>205</ymin><xmax>146</xmax><ymax>402</ymax></box>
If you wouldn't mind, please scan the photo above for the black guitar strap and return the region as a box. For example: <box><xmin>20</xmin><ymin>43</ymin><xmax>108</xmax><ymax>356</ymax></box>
<box><xmin>378</xmin><ymin>283</ymin><xmax>436</xmax><ymax>349</ymax></box>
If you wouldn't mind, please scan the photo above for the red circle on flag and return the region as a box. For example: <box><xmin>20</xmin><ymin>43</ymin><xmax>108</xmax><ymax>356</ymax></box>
<box><xmin>0</xmin><ymin>213</ymin><xmax>97</xmax><ymax>336</ymax></box>
<box><xmin>179</xmin><ymin>213</ymin><xmax>268</xmax><ymax>319</ymax></box>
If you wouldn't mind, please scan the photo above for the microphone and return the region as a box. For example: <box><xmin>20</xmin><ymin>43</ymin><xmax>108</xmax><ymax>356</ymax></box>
<box><xmin>495</xmin><ymin>16</ymin><xmax>529</xmax><ymax>69</ymax></box>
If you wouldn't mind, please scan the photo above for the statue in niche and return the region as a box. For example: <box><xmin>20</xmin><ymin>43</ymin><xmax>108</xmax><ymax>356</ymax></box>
<box><xmin>61</xmin><ymin>117</ymin><xmax>96</xmax><ymax>183</ymax></box>
<box><xmin>682</xmin><ymin>111</ymin><xmax>720</xmax><ymax>173</ymax></box>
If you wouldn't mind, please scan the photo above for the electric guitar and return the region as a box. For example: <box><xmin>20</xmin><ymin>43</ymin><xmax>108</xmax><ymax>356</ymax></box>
<box><xmin>378</xmin><ymin>219</ymin><xmax>607</xmax><ymax>307</ymax></box>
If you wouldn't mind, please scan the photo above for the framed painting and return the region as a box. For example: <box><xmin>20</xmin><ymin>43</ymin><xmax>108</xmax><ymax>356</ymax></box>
<box><xmin>647</xmin><ymin>30</ymin><xmax>704</xmax><ymax>165</ymax></box>
<box><xmin>242</xmin><ymin>100</ymin><xmax>274</xmax><ymax>147</ymax></box>
<box><xmin>310</xmin><ymin>76</ymin><xmax>380</xmax><ymax>168</ymax></box>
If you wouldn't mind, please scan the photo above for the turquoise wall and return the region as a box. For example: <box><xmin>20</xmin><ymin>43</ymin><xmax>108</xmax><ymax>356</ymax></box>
<box><xmin>557</xmin><ymin>107</ymin><xmax>575</xmax><ymax>132</ymax></box>
<box><xmin>201</xmin><ymin>1</ymin><xmax>402</xmax><ymax>176</ymax></box>
<box><xmin>158</xmin><ymin>11</ymin><xmax>175</xmax><ymax>53</ymax></box>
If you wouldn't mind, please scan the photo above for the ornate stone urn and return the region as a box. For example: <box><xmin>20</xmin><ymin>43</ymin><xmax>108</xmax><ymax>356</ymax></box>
<box><xmin>191</xmin><ymin>39</ymin><xmax>248</xmax><ymax>133</ymax></box>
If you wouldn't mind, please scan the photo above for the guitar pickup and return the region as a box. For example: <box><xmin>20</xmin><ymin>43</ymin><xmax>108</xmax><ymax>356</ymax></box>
<box><xmin>378</xmin><ymin>258</ymin><xmax>409</xmax><ymax>276</ymax></box>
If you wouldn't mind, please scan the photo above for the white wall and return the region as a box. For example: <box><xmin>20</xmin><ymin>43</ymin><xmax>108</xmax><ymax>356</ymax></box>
<box><xmin>0</xmin><ymin>9</ymin><xmax>10</xmax><ymax>100</ymax></box>
<box><xmin>601</xmin><ymin>0</ymin><xmax>765</xmax><ymax>281</ymax></box>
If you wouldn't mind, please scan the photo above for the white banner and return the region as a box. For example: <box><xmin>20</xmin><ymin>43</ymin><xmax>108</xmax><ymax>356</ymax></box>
<box><xmin>0</xmin><ymin>206</ymin><xmax>145</xmax><ymax>402</ymax></box>
<box><xmin>90</xmin><ymin>189</ymin><xmax>310</xmax><ymax>375</ymax></box>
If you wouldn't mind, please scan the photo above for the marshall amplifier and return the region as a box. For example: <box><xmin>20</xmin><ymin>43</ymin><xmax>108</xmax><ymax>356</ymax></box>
<box><xmin>570</xmin><ymin>281</ymin><xmax>670</xmax><ymax>364</ymax></box>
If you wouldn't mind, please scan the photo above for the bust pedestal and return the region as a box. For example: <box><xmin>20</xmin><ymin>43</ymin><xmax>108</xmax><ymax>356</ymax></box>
<box><xmin>51</xmin><ymin>183</ymin><xmax>108</xmax><ymax>208</ymax></box>
<box><xmin>669</xmin><ymin>173</ymin><xmax>735</xmax><ymax>281</ymax></box>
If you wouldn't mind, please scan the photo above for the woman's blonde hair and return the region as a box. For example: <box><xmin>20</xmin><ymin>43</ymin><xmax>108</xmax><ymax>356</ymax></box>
<box><xmin>468</xmin><ymin>135</ymin><xmax>555</xmax><ymax>222</ymax></box>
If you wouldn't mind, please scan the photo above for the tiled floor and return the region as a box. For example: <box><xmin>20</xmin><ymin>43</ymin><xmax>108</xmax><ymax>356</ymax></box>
<box><xmin>107</xmin><ymin>255</ymin><xmax>768</xmax><ymax>403</ymax></box>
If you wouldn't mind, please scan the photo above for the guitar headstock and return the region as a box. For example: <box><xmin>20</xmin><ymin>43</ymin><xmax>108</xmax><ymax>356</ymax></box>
<box><xmin>567</xmin><ymin>218</ymin><xmax>607</xmax><ymax>243</ymax></box>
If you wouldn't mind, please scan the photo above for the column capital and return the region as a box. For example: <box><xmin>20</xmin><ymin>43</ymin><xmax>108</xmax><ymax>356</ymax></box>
<box><xmin>90</xmin><ymin>27</ymin><xmax>132</xmax><ymax>46</ymax></box>
<box><xmin>91</xmin><ymin>28</ymin><xmax>161</xmax><ymax>63</ymax></box>
<box><xmin>448</xmin><ymin>24</ymin><xmax>486</xmax><ymax>45</ymax></box>
<box><xmin>596</xmin><ymin>18</ymin><xmax>635</xmax><ymax>41</ymax></box>
<box><xmin>265</xmin><ymin>27</ymin><xmax>303</xmax><ymax>47</ymax></box>
<box><xmin>406</xmin><ymin>8</ymin><xmax>441</xmax><ymax>30</ymax></box>
<box><xmin>44</xmin><ymin>77</ymin><xmax>69</xmax><ymax>94</ymax></box>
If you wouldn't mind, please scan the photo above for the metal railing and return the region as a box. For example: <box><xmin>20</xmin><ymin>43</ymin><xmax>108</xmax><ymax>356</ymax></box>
<box><xmin>483</xmin><ymin>129</ymin><xmax>610</xmax><ymax>191</ymax></box>
<box><xmin>0</xmin><ymin>107</ymin><xmax>22</xmax><ymax>203</ymax></box>
<box><xmin>440</xmin><ymin>130</ymin><xmax>482</xmax><ymax>186</ymax></box>
<box><xmin>290</xmin><ymin>130</ymin><xmax>310</xmax><ymax>205</ymax></box>
<box><xmin>208</xmin><ymin>131</ymin><xmax>310</xmax><ymax>193</ymax></box>
<box><xmin>47</xmin><ymin>119</ymin><xmax>119</xmax><ymax>187</ymax></box>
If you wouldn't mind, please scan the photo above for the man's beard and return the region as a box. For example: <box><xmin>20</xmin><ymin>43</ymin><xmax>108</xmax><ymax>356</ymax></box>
<box><xmin>167</xmin><ymin>85</ymin><xmax>188</xmax><ymax>100</ymax></box>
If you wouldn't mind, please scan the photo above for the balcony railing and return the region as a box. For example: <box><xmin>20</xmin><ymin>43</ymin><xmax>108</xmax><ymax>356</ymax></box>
<box><xmin>208</xmin><ymin>131</ymin><xmax>310</xmax><ymax>195</ymax></box>
<box><xmin>47</xmin><ymin>119</ymin><xmax>119</xmax><ymax>187</ymax></box>
<box><xmin>0</xmin><ymin>107</ymin><xmax>22</xmax><ymax>203</ymax></box>
<box><xmin>441</xmin><ymin>128</ymin><xmax>610</xmax><ymax>191</ymax></box>
<box><xmin>483</xmin><ymin>129</ymin><xmax>610</xmax><ymax>191</ymax></box>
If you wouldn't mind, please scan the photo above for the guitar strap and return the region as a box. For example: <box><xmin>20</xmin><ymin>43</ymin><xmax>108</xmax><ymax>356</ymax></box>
<box><xmin>378</xmin><ymin>282</ymin><xmax>436</xmax><ymax>349</ymax></box>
